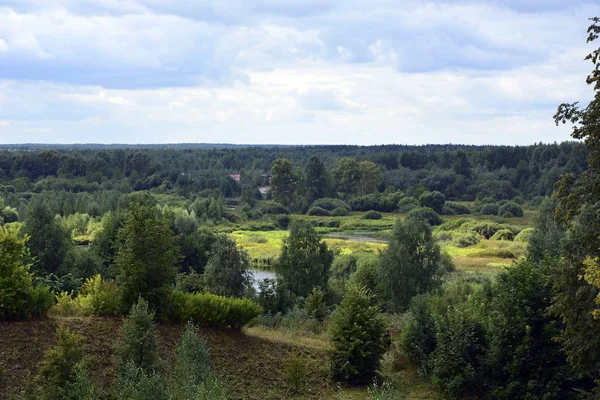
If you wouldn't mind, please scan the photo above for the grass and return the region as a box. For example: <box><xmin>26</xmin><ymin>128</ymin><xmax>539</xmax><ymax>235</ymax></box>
<box><xmin>442</xmin><ymin>239</ymin><xmax>526</xmax><ymax>273</ymax></box>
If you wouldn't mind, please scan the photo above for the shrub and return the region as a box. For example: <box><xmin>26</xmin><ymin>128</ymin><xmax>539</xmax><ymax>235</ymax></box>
<box><xmin>78</xmin><ymin>274</ymin><xmax>120</xmax><ymax>316</ymax></box>
<box><xmin>175</xmin><ymin>271</ymin><xmax>205</xmax><ymax>293</ymax></box>
<box><xmin>172</xmin><ymin>291</ymin><xmax>262</xmax><ymax>329</ymax></box>
<box><xmin>204</xmin><ymin>236</ymin><xmax>252</xmax><ymax>298</ymax></box>
<box><xmin>25</xmin><ymin>284</ymin><xmax>54</xmax><ymax>319</ymax></box>
<box><xmin>452</xmin><ymin>232</ymin><xmax>481</xmax><ymax>248</ymax></box>
<box><xmin>490</xmin><ymin>229</ymin><xmax>514</xmax><ymax>241</ymax></box>
<box><xmin>54</xmin><ymin>291</ymin><xmax>83</xmax><ymax>316</ymax></box>
<box><xmin>498</xmin><ymin>201</ymin><xmax>524</xmax><ymax>218</ymax></box>
<box><xmin>307</xmin><ymin>206</ymin><xmax>331</xmax><ymax>216</ymax></box>
<box><xmin>117</xmin><ymin>361</ymin><xmax>167</xmax><ymax>400</ymax></box>
<box><xmin>514</xmin><ymin>227</ymin><xmax>534</xmax><ymax>242</ymax></box>
<box><xmin>419</xmin><ymin>191</ymin><xmax>446</xmax><ymax>214</ymax></box>
<box><xmin>257</xmin><ymin>278</ymin><xmax>294</xmax><ymax>315</ymax></box>
<box><xmin>310</xmin><ymin>198</ymin><xmax>350</xmax><ymax>212</ymax></box>
<box><xmin>435</xmin><ymin>218</ymin><xmax>471</xmax><ymax>231</ymax></box>
<box><xmin>443</xmin><ymin>202</ymin><xmax>471</xmax><ymax>215</ymax></box>
<box><xmin>407</xmin><ymin>207</ymin><xmax>443</xmax><ymax>226</ymax></box>
<box><xmin>168</xmin><ymin>322</ymin><xmax>228</xmax><ymax>400</ymax></box>
<box><xmin>397</xmin><ymin>197</ymin><xmax>418</xmax><ymax>213</ymax></box>
<box><xmin>480</xmin><ymin>203</ymin><xmax>499</xmax><ymax>216</ymax></box>
<box><xmin>329</xmin><ymin>285</ymin><xmax>385</xmax><ymax>384</ymax></box>
<box><xmin>362</xmin><ymin>210</ymin><xmax>382</xmax><ymax>220</ymax></box>
<box><xmin>458</xmin><ymin>221</ymin><xmax>503</xmax><ymax>239</ymax></box>
<box><xmin>283</xmin><ymin>355</ymin><xmax>307</xmax><ymax>394</ymax></box>
<box><xmin>331</xmin><ymin>207</ymin><xmax>350</xmax><ymax>217</ymax></box>
<box><xmin>367</xmin><ymin>380</ymin><xmax>403</xmax><ymax>400</ymax></box>
<box><xmin>36</xmin><ymin>326</ymin><xmax>90</xmax><ymax>400</ymax></box>
<box><xmin>331</xmin><ymin>254</ymin><xmax>358</xmax><ymax>279</ymax></box>
<box><xmin>117</xmin><ymin>298</ymin><xmax>158</xmax><ymax>373</ymax></box>
<box><xmin>256</xmin><ymin>201</ymin><xmax>290</xmax><ymax>215</ymax></box>
<box><xmin>401</xmin><ymin>295</ymin><xmax>437</xmax><ymax>370</ymax></box>
<box><xmin>304</xmin><ymin>287</ymin><xmax>328</xmax><ymax>322</ymax></box>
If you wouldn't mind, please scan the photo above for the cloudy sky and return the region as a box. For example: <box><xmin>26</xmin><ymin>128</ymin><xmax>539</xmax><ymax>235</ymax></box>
<box><xmin>0</xmin><ymin>0</ymin><xmax>598</xmax><ymax>145</ymax></box>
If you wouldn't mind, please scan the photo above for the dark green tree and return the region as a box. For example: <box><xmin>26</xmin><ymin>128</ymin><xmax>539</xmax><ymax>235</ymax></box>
<box><xmin>276</xmin><ymin>220</ymin><xmax>334</xmax><ymax>298</ymax></box>
<box><xmin>116</xmin><ymin>204</ymin><xmax>179</xmax><ymax>315</ymax></box>
<box><xmin>304</xmin><ymin>155</ymin><xmax>334</xmax><ymax>204</ymax></box>
<box><xmin>329</xmin><ymin>285</ymin><xmax>385</xmax><ymax>384</ymax></box>
<box><xmin>418</xmin><ymin>191</ymin><xmax>445</xmax><ymax>214</ymax></box>
<box><xmin>270</xmin><ymin>158</ymin><xmax>299</xmax><ymax>207</ymax></box>
<box><xmin>204</xmin><ymin>236</ymin><xmax>252</xmax><ymax>298</ymax></box>
<box><xmin>117</xmin><ymin>298</ymin><xmax>159</xmax><ymax>373</ymax></box>
<box><xmin>334</xmin><ymin>157</ymin><xmax>360</xmax><ymax>197</ymax></box>
<box><xmin>378</xmin><ymin>218</ymin><xmax>443</xmax><ymax>312</ymax></box>
<box><xmin>22</xmin><ymin>199</ymin><xmax>71</xmax><ymax>275</ymax></box>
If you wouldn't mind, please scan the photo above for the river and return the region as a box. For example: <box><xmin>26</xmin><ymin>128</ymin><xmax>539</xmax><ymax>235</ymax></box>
<box><xmin>249</xmin><ymin>269</ymin><xmax>277</xmax><ymax>292</ymax></box>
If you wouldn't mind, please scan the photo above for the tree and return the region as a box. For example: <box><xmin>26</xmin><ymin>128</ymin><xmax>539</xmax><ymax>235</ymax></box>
<box><xmin>378</xmin><ymin>218</ymin><xmax>443</xmax><ymax>312</ymax></box>
<box><xmin>305</xmin><ymin>155</ymin><xmax>334</xmax><ymax>204</ymax></box>
<box><xmin>22</xmin><ymin>199</ymin><xmax>71</xmax><ymax>275</ymax></box>
<box><xmin>116</xmin><ymin>204</ymin><xmax>179</xmax><ymax>315</ymax></box>
<box><xmin>276</xmin><ymin>220</ymin><xmax>334</xmax><ymax>298</ymax></box>
<box><xmin>117</xmin><ymin>298</ymin><xmax>159</xmax><ymax>373</ymax></box>
<box><xmin>329</xmin><ymin>285</ymin><xmax>385</xmax><ymax>384</ymax></box>
<box><xmin>357</xmin><ymin>161</ymin><xmax>381</xmax><ymax>196</ymax></box>
<box><xmin>270</xmin><ymin>158</ymin><xmax>299</xmax><ymax>207</ymax></box>
<box><xmin>334</xmin><ymin>157</ymin><xmax>360</xmax><ymax>197</ymax></box>
<box><xmin>551</xmin><ymin>17</ymin><xmax>600</xmax><ymax>380</ymax></box>
<box><xmin>418</xmin><ymin>191</ymin><xmax>445</xmax><ymax>214</ymax></box>
<box><xmin>204</xmin><ymin>236</ymin><xmax>252</xmax><ymax>298</ymax></box>
<box><xmin>452</xmin><ymin>150</ymin><xmax>472</xmax><ymax>179</ymax></box>
<box><xmin>0</xmin><ymin>226</ymin><xmax>34</xmax><ymax>320</ymax></box>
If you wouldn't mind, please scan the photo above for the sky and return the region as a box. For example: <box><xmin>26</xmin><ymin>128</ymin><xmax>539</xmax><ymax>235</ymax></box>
<box><xmin>0</xmin><ymin>0</ymin><xmax>599</xmax><ymax>145</ymax></box>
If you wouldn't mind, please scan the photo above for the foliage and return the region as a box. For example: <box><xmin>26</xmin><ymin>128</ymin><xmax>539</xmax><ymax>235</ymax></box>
<box><xmin>527</xmin><ymin>197</ymin><xmax>564</xmax><ymax>263</ymax></box>
<box><xmin>22</xmin><ymin>199</ymin><xmax>71</xmax><ymax>275</ymax></box>
<box><xmin>36</xmin><ymin>326</ymin><xmax>94</xmax><ymax>400</ymax></box>
<box><xmin>117</xmin><ymin>298</ymin><xmax>158</xmax><ymax>373</ymax></box>
<box><xmin>407</xmin><ymin>207</ymin><xmax>443</xmax><ymax>226</ymax></box>
<box><xmin>204</xmin><ymin>236</ymin><xmax>252</xmax><ymax>298</ymax></box>
<box><xmin>309</xmin><ymin>197</ymin><xmax>351</xmax><ymax>212</ymax></box>
<box><xmin>256</xmin><ymin>278</ymin><xmax>294</xmax><ymax>315</ymax></box>
<box><xmin>283</xmin><ymin>355</ymin><xmax>307</xmax><ymax>394</ymax></box>
<box><xmin>419</xmin><ymin>191</ymin><xmax>446</xmax><ymax>214</ymax></box>
<box><xmin>117</xmin><ymin>361</ymin><xmax>167</xmax><ymax>400</ymax></box>
<box><xmin>329</xmin><ymin>285</ymin><xmax>385</xmax><ymax>384</ymax></box>
<box><xmin>443</xmin><ymin>202</ymin><xmax>471</xmax><ymax>215</ymax></box>
<box><xmin>514</xmin><ymin>227</ymin><xmax>534</xmax><ymax>242</ymax></box>
<box><xmin>172</xmin><ymin>291</ymin><xmax>262</xmax><ymax>329</ymax></box>
<box><xmin>307</xmin><ymin>206</ymin><xmax>331</xmax><ymax>216</ymax></box>
<box><xmin>168</xmin><ymin>322</ymin><xmax>229</xmax><ymax>400</ymax></box>
<box><xmin>362</xmin><ymin>210</ymin><xmax>382</xmax><ymax>220</ymax></box>
<box><xmin>331</xmin><ymin>207</ymin><xmax>350</xmax><ymax>216</ymax></box>
<box><xmin>115</xmin><ymin>203</ymin><xmax>179</xmax><ymax>316</ymax></box>
<box><xmin>490</xmin><ymin>229</ymin><xmax>514</xmax><ymax>241</ymax></box>
<box><xmin>378</xmin><ymin>218</ymin><xmax>443</xmax><ymax>312</ymax></box>
<box><xmin>400</xmin><ymin>295</ymin><xmax>437</xmax><ymax>371</ymax></box>
<box><xmin>480</xmin><ymin>203</ymin><xmax>499</xmax><ymax>216</ymax></box>
<box><xmin>276</xmin><ymin>220</ymin><xmax>334</xmax><ymax>298</ymax></box>
<box><xmin>0</xmin><ymin>226</ymin><xmax>53</xmax><ymax>320</ymax></box>
<box><xmin>498</xmin><ymin>201</ymin><xmax>524</xmax><ymax>218</ymax></box>
<box><xmin>77</xmin><ymin>274</ymin><xmax>120</xmax><ymax>316</ymax></box>
<box><xmin>254</xmin><ymin>200</ymin><xmax>290</xmax><ymax>215</ymax></box>
<box><xmin>397</xmin><ymin>197</ymin><xmax>418</xmax><ymax>213</ymax></box>
<box><xmin>270</xmin><ymin>158</ymin><xmax>300</xmax><ymax>208</ymax></box>
<box><xmin>304</xmin><ymin>287</ymin><xmax>328</xmax><ymax>321</ymax></box>
<box><xmin>367</xmin><ymin>380</ymin><xmax>403</xmax><ymax>400</ymax></box>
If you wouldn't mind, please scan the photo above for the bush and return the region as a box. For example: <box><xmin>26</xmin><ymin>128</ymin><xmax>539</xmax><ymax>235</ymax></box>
<box><xmin>407</xmin><ymin>207</ymin><xmax>443</xmax><ymax>226</ymax></box>
<box><xmin>401</xmin><ymin>295</ymin><xmax>437</xmax><ymax>370</ymax></box>
<box><xmin>310</xmin><ymin>198</ymin><xmax>350</xmax><ymax>212</ymax></box>
<box><xmin>498</xmin><ymin>201</ymin><xmax>524</xmax><ymax>218</ymax></box>
<box><xmin>443</xmin><ymin>202</ymin><xmax>471</xmax><ymax>215</ymax></box>
<box><xmin>36</xmin><ymin>326</ymin><xmax>91</xmax><ymax>400</ymax></box>
<box><xmin>419</xmin><ymin>191</ymin><xmax>445</xmax><ymax>214</ymax></box>
<box><xmin>307</xmin><ymin>206</ymin><xmax>331</xmax><ymax>217</ymax></box>
<box><xmin>283</xmin><ymin>355</ymin><xmax>307</xmax><ymax>394</ymax></box>
<box><xmin>175</xmin><ymin>271</ymin><xmax>205</xmax><ymax>293</ymax></box>
<box><xmin>329</xmin><ymin>286</ymin><xmax>385</xmax><ymax>384</ymax></box>
<box><xmin>117</xmin><ymin>298</ymin><xmax>159</xmax><ymax>373</ymax></box>
<box><xmin>256</xmin><ymin>201</ymin><xmax>290</xmax><ymax>215</ymax></box>
<box><xmin>490</xmin><ymin>229</ymin><xmax>514</xmax><ymax>241</ymax></box>
<box><xmin>77</xmin><ymin>274</ymin><xmax>120</xmax><ymax>316</ymax></box>
<box><xmin>452</xmin><ymin>232</ymin><xmax>482</xmax><ymax>248</ymax></box>
<box><xmin>397</xmin><ymin>197</ymin><xmax>418</xmax><ymax>213</ymax></box>
<box><xmin>331</xmin><ymin>207</ymin><xmax>350</xmax><ymax>217</ymax></box>
<box><xmin>435</xmin><ymin>218</ymin><xmax>471</xmax><ymax>231</ymax></box>
<box><xmin>204</xmin><ymin>236</ymin><xmax>252</xmax><ymax>298</ymax></box>
<box><xmin>172</xmin><ymin>291</ymin><xmax>262</xmax><ymax>329</ymax></box>
<box><xmin>304</xmin><ymin>287</ymin><xmax>328</xmax><ymax>322</ymax></box>
<box><xmin>117</xmin><ymin>361</ymin><xmax>167</xmax><ymax>400</ymax></box>
<box><xmin>514</xmin><ymin>227</ymin><xmax>534</xmax><ymax>242</ymax></box>
<box><xmin>458</xmin><ymin>221</ymin><xmax>504</xmax><ymax>239</ymax></box>
<box><xmin>54</xmin><ymin>291</ymin><xmax>83</xmax><ymax>316</ymax></box>
<box><xmin>362</xmin><ymin>210</ymin><xmax>382</xmax><ymax>220</ymax></box>
<box><xmin>480</xmin><ymin>203</ymin><xmax>499</xmax><ymax>216</ymax></box>
<box><xmin>168</xmin><ymin>322</ymin><xmax>228</xmax><ymax>400</ymax></box>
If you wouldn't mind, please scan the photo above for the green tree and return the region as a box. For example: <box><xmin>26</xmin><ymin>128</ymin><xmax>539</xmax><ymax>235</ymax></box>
<box><xmin>0</xmin><ymin>226</ymin><xmax>34</xmax><ymax>320</ymax></box>
<box><xmin>378</xmin><ymin>218</ymin><xmax>443</xmax><ymax>312</ymax></box>
<box><xmin>334</xmin><ymin>157</ymin><xmax>360</xmax><ymax>197</ymax></box>
<box><xmin>329</xmin><ymin>285</ymin><xmax>385</xmax><ymax>384</ymax></box>
<box><xmin>418</xmin><ymin>191</ymin><xmax>445</xmax><ymax>214</ymax></box>
<box><xmin>276</xmin><ymin>220</ymin><xmax>334</xmax><ymax>298</ymax></box>
<box><xmin>204</xmin><ymin>236</ymin><xmax>252</xmax><ymax>298</ymax></box>
<box><xmin>305</xmin><ymin>155</ymin><xmax>334</xmax><ymax>204</ymax></box>
<box><xmin>357</xmin><ymin>160</ymin><xmax>381</xmax><ymax>196</ymax></box>
<box><xmin>22</xmin><ymin>199</ymin><xmax>71</xmax><ymax>275</ymax></box>
<box><xmin>452</xmin><ymin>150</ymin><xmax>472</xmax><ymax>179</ymax></box>
<box><xmin>116</xmin><ymin>204</ymin><xmax>179</xmax><ymax>315</ymax></box>
<box><xmin>270</xmin><ymin>158</ymin><xmax>299</xmax><ymax>207</ymax></box>
<box><xmin>551</xmin><ymin>17</ymin><xmax>600</xmax><ymax>380</ymax></box>
<box><xmin>117</xmin><ymin>298</ymin><xmax>159</xmax><ymax>373</ymax></box>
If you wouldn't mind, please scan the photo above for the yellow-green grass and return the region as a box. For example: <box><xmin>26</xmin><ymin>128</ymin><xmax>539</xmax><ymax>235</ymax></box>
<box><xmin>442</xmin><ymin>239</ymin><xmax>526</xmax><ymax>273</ymax></box>
<box><xmin>229</xmin><ymin>230</ymin><xmax>387</xmax><ymax>261</ymax></box>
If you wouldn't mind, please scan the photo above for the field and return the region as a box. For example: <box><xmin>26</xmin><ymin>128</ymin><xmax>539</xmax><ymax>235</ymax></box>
<box><xmin>231</xmin><ymin>210</ymin><xmax>534</xmax><ymax>275</ymax></box>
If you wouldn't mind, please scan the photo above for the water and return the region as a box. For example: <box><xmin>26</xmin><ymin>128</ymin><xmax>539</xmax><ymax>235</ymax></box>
<box><xmin>249</xmin><ymin>269</ymin><xmax>277</xmax><ymax>292</ymax></box>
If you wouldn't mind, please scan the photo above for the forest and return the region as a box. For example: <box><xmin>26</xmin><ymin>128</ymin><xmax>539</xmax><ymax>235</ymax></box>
<box><xmin>2</xmin><ymin>16</ymin><xmax>600</xmax><ymax>400</ymax></box>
